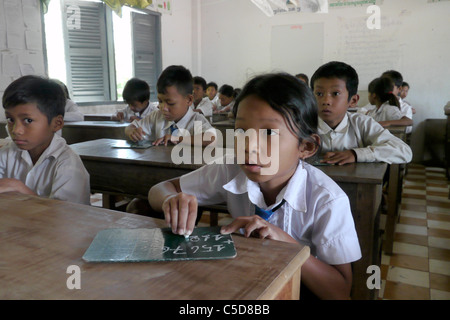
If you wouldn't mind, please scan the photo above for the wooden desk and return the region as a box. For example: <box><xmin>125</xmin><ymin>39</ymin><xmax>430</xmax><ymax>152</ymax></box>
<box><xmin>83</xmin><ymin>113</ymin><xmax>114</xmax><ymax>121</ymax></box>
<box><xmin>70</xmin><ymin>139</ymin><xmax>232</xmax><ymax>207</ymax></box>
<box><xmin>71</xmin><ymin>139</ymin><xmax>385</xmax><ymax>299</ymax></box>
<box><xmin>0</xmin><ymin>192</ymin><xmax>309</xmax><ymax>300</ymax></box>
<box><xmin>212</xmin><ymin>113</ymin><xmax>230</xmax><ymax>123</ymax></box>
<box><xmin>317</xmin><ymin>163</ymin><xmax>387</xmax><ymax>300</ymax></box>
<box><xmin>62</xmin><ymin>121</ymin><xmax>129</xmax><ymax>144</ymax></box>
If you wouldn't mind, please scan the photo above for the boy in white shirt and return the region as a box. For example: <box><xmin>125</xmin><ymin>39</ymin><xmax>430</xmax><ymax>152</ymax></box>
<box><xmin>206</xmin><ymin>82</ymin><xmax>220</xmax><ymax>108</ymax></box>
<box><xmin>192</xmin><ymin>76</ymin><xmax>213</xmax><ymax>118</ymax></box>
<box><xmin>112</xmin><ymin>78</ymin><xmax>158</xmax><ymax>122</ymax></box>
<box><xmin>0</xmin><ymin>76</ymin><xmax>90</xmax><ymax>205</ymax></box>
<box><xmin>125</xmin><ymin>66</ymin><xmax>215</xmax><ymax>147</ymax></box>
<box><xmin>310</xmin><ymin>62</ymin><xmax>412</xmax><ymax>165</ymax></box>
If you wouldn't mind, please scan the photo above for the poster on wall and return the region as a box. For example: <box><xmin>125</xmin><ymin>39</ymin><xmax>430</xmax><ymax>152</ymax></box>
<box><xmin>149</xmin><ymin>0</ymin><xmax>172</xmax><ymax>15</ymax></box>
<box><xmin>271</xmin><ymin>0</ymin><xmax>329</xmax><ymax>15</ymax></box>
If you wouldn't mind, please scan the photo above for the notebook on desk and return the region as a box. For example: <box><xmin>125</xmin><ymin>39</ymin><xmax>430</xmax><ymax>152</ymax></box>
<box><xmin>111</xmin><ymin>140</ymin><xmax>154</xmax><ymax>149</ymax></box>
<box><xmin>82</xmin><ymin>226</ymin><xmax>237</xmax><ymax>262</ymax></box>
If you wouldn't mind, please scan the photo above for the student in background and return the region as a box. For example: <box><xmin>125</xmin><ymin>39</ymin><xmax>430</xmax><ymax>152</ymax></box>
<box><xmin>400</xmin><ymin>81</ymin><xmax>416</xmax><ymax>114</ymax></box>
<box><xmin>295</xmin><ymin>73</ymin><xmax>309</xmax><ymax>86</ymax></box>
<box><xmin>213</xmin><ymin>84</ymin><xmax>236</xmax><ymax>113</ymax></box>
<box><xmin>311</xmin><ymin>61</ymin><xmax>412</xmax><ymax>165</ymax></box>
<box><xmin>381</xmin><ymin>70</ymin><xmax>413</xmax><ymax>133</ymax></box>
<box><xmin>125</xmin><ymin>65</ymin><xmax>215</xmax><ymax>147</ymax></box>
<box><xmin>149</xmin><ymin>73</ymin><xmax>362</xmax><ymax>300</ymax></box>
<box><xmin>0</xmin><ymin>75</ymin><xmax>90</xmax><ymax>205</ymax></box>
<box><xmin>192</xmin><ymin>76</ymin><xmax>213</xmax><ymax>118</ymax></box>
<box><xmin>112</xmin><ymin>78</ymin><xmax>158</xmax><ymax>122</ymax></box>
<box><xmin>53</xmin><ymin>79</ymin><xmax>84</xmax><ymax>122</ymax></box>
<box><xmin>206</xmin><ymin>82</ymin><xmax>220</xmax><ymax>108</ymax></box>
<box><xmin>366</xmin><ymin>77</ymin><xmax>411</xmax><ymax>127</ymax></box>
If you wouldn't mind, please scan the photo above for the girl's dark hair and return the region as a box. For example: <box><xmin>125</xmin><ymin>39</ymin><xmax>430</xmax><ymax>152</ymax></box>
<box><xmin>218</xmin><ymin>84</ymin><xmax>234</xmax><ymax>97</ymax></box>
<box><xmin>2</xmin><ymin>75</ymin><xmax>66</xmax><ymax>124</ymax></box>
<box><xmin>233</xmin><ymin>73</ymin><xmax>318</xmax><ymax>147</ymax></box>
<box><xmin>123</xmin><ymin>78</ymin><xmax>150</xmax><ymax>103</ymax></box>
<box><xmin>368</xmin><ymin>77</ymin><xmax>400</xmax><ymax>109</ymax></box>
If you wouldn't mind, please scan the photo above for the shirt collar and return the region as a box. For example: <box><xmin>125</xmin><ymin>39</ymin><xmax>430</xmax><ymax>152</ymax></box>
<box><xmin>318</xmin><ymin>113</ymin><xmax>349</xmax><ymax>134</ymax></box>
<box><xmin>223</xmin><ymin>160</ymin><xmax>308</xmax><ymax>212</ymax></box>
<box><xmin>17</xmin><ymin>134</ymin><xmax>65</xmax><ymax>166</ymax></box>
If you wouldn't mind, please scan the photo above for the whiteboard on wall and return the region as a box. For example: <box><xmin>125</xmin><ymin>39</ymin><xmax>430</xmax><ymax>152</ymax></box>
<box><xmin>270</xmin><ymin>23</ymin><xmax>324</xmax><ymax>81</ymax></box>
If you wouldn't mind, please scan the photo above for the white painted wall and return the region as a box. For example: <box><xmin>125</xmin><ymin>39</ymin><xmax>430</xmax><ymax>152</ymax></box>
<box><xmin>197</xmin><ymin>0</ymin><xmax>450</xmax><ymax>163</ymax></box>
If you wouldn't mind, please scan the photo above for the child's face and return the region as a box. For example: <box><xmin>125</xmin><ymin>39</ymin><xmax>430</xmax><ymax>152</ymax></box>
<box><xmin>157</xmin><ymin>85</ymin><xmax>193</xmax><ymax>122</ymax></box>
<box><xmin>5</xmin><ymin>103</ymin><xmax>62</xmax><ymax>161</ymax></box>
<box><xmin>219</xmin><ymin>93</ymin><xmax>233</xmax><ymax>107</ymax></box>
<box><xmin>206</xmin><ymin>86</ymin><xmax>217</xmax><ymax>100</ymax></box>
<box><xmin>313</xmin><ymin>77</ymin><xmax>358</xmax><ymax>129</ymax></box>
<box><xmin>128</xmin><ymin>100</ymin><xmax>149</xmax><ymax>114</ymax></box>
<box><xmin>400</xmin><ymin>86</ymin><xmax>409</xmax><ymax>99</ymax></box>
<box><xmin>234</xmin><ymin>95</ymin><xmax>312</xmax><ymax>190</ymax></box>
<box><xmin>193</xmin><ymin>84</ymin><xmax>205</xmax><ymax>104</ymax></box>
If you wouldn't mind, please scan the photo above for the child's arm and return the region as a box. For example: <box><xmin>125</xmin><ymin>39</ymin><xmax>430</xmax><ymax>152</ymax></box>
<box><xmin>301</xmin><ymin>257</ymin><xmax>353</xmax><ymax>299</ymax></box>
<box><xmin>321</xmin><ymin>150</ymin><xmax>357</xmax><ymax>165</ymax></box>
<box><xmin>220</xmin><ymin>215</ymin><xmax>298</xmax><ymax>243</ymax></box>
<box><xmin>379</xmin><ymin>116</ymin><xmax>413</xmax><ymax>127</ymax></box>
<box><xmin>148</xmin><ymin>178</ymin><xmax>198</xmax><ymax>236</ymax></box>
<box><xmin>0</xmin><ymin>178</ymin><xmax>36</xmax><ymax>196</ymax></box>
<box><xmin>125</xmin><ymin>124</ymin><xmax>146</xmax><ymax>142</ymax></box>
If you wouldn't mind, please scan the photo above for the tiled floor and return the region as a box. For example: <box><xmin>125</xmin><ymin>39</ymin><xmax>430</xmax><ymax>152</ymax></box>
<box><xmin>379</xmin><ymin>164</ymin><xmax>450</xmax><ymax>300</ymax></box>
<box><xmin>90</xmin><ymin>164</ymin><xmax>450</xmax><ymax>300</ymax></box>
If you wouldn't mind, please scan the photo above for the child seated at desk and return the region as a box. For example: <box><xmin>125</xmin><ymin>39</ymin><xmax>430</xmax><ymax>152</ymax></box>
<box><xmin>192</xmin><ymin>76</ymin><xmax>213</xmax><ymax>118</ymax></box>
<box><xmin>213</xmin><ymin>84</ymin><xmax>236</xmax><ymax>114</ymax></box>
<box><xmin>53</xmin><ymin>79</ymin><xmax>84</xmax><ymax>122</ymax></box>
<box><xmin>0</xmin><ymin>75</ymin><xmax>90</xmax><ymax>205</ymax></box>
<box><xmin>310</xmin><ymin>61</ymin><xmax>412</xmax><ymax>165</ymax></box>
<box><xmin>125</xmin><ymin>65</ymin><xmax>215</xmax><ymax>146</ymax></box>
<box><xmin>112</xmin><ymin>78</ymin><xmax>158</xmax><ymax>122</ymax></box>
<box><xmin>206</xmin><ymin>81</ymin><xmax>220</xmax><ymax>108</ymax></box>
<box><xmin>149</xmin><ymin>73</ymin><xmax>362</xmax><ymax>300</ymax></box>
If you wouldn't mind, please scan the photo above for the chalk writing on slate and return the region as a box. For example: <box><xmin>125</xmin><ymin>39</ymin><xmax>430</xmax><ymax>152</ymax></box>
<box><xmin>82</xmin><ymin>226</ymin><xmax>237</xmax><ymax>262</ymax></box>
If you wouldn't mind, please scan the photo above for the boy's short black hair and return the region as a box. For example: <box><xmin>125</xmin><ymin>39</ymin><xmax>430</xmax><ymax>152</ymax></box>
<box><xmin>402</xmin><ymin>82</ymin><xmax>410</xmax><ymax>88</ymax></box>
<box><xmin>382</xmin><ymin>70</ymin><xmax>403</xmax><ymax>88</ymax></box>
<box><xmin>207</xmin><ymin>82</ymin><xmax>218</xmax><ymax>91</ymax></box>
<box><xmin>193</xmin><ymin>76</ymin><xmax>207</xmax><ymax>91</ymax></box>
<box><xmin>310</xmin><ymin>61</ymin><xmax>359</xmax><ymax>101</ymax></box>
<box><xmin>122</xmin><ymin>78</ymin><xmax>150</xmax><ymax>103</ymax></box>
<box><xmin>2</xmin><ymin>75</ymin><xmax>66</xmax><ymax>124</ymax></box>
<box><xmin>218</xmin><ymin>84</ymin><xmax>235</xmax><ymax>97</ymax></box>
<box><xmin>295</xmin><ymin>73</ymin><xmax>309</xmax><ymax>85</ymax></box>
<box><xmin>157</xmin><ymin>65</ymin><xmax>193</xmax><ymax>96</ymax></box>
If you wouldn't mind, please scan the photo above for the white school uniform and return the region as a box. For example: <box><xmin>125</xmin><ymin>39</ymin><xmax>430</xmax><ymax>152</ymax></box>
<box><xmin>398</xmin><ymin>97</ymin><xmax>413</xmax><ymax>134</ymax></box>
<box><xmin>114</xmin><ymin>102</ymin><xmax>159</xmax><ymax>121</ymax></box>
<box><xmin>366</xmin><ymin>102</ymin><xmax>402</xmax><ymax>122</ymax></box>
<box><xmin>0</xmin><ymin>134</ymin><xmax>90</xmax><ymax>205</ymax></box>
<box><xmin>318</xmin><ymin>112</ymin><xmax>412</xmax><ymax>164</ymax></box>
<box><xmin>210</xmin><ymin>94</ymin><xmax>220</xmax><ymax>109</ymax></box>
<box><xmin>180</xmin><ymin>158</ymin><xmax>362</xmax><ymax>265</ymax></box>
<box><xmin>215</xmin><ymin>100</ymin><xmax>235</xmax><ymax>113</ymax></box>
<box><xmin>131</xmin><ymin>107</ymin><xmax>215</xmax><ymax>141</ymax></box>
<box><xmin>357</xmin><ymin>103</ymin><xmax>375</xmax><ymax>115</ymax></box>
<box><xmin>64</xmin><ymin>99</ymin><xmax>84</xmax><ymax>122</ymax></box>
<box><xmin>193</xmin><ymin>97</ymin><xmax>213</xmax><ymax>118</ymax></box>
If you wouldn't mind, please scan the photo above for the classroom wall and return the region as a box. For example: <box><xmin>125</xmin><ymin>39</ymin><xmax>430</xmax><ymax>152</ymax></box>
<box><xmin>196</xmin><ymin>0</ymin><xmax>450</xmax><ymax>163</ymax></box>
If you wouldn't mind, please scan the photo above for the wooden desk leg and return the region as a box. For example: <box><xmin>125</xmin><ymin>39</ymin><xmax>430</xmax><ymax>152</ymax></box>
<box><xmin>273</xmin><ymin>268</ymin><xmax>301</xmax><ymax>300</ymax></box>
<box><xmin>385</xmin><ymin>164</ymin><xmax>400</xmax><ymax>256</ymax></box>
<box><xmin>102</xmin><ymin>194</ymin><xmax>115</xmax><ymax>209</ymax></box>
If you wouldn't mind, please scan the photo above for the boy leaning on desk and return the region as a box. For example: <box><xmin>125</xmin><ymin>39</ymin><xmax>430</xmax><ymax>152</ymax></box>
<box><xmin>125</xmin><ymin>65</ymin><xmax>216</xmax><ymax>147</ymax></box>
<box><xmin>0</xmin><ymin>75</ymin><xmax>90</xmax><ymax>205</ymax></box>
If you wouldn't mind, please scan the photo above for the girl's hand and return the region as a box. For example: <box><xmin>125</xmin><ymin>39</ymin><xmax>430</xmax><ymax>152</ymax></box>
<box><xmin>162</xmin><ymin>193</ymin><xmax>198</xmax><ymax>236</ymax></box>
<box><xmin>220</xmin><ymin>215</ymin><xmax>297</xmax><ymax>243</ymax></box>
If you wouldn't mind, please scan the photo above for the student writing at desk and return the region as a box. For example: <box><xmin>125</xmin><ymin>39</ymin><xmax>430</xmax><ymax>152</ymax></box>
<box><xmin>213</xmin><ymin>84</ymin><xmax>236</xmax><ymax>114</ymax></box>
<box><xmin>112</xmin><ymin>78</ymin><xmax>158</xmax><ymax>122</ymax></box>
<box><xmin>310</xmin><ymin>61</ymin><xmax>412</xmax><ymax>165</ymax></box>
<box><xmin>125</xmin><ymin>65</ymin><xmax>216</xmax><ymax>147</ymax></box>
<box><xmin>0</xmin><ymin>76</ymin><xmax>90</xmax><ymax>205</ymax></box>
<box><xmin>149</xmin><ymin>73</ymin><xmax>362</xmax><ymax>300</ymax></box>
